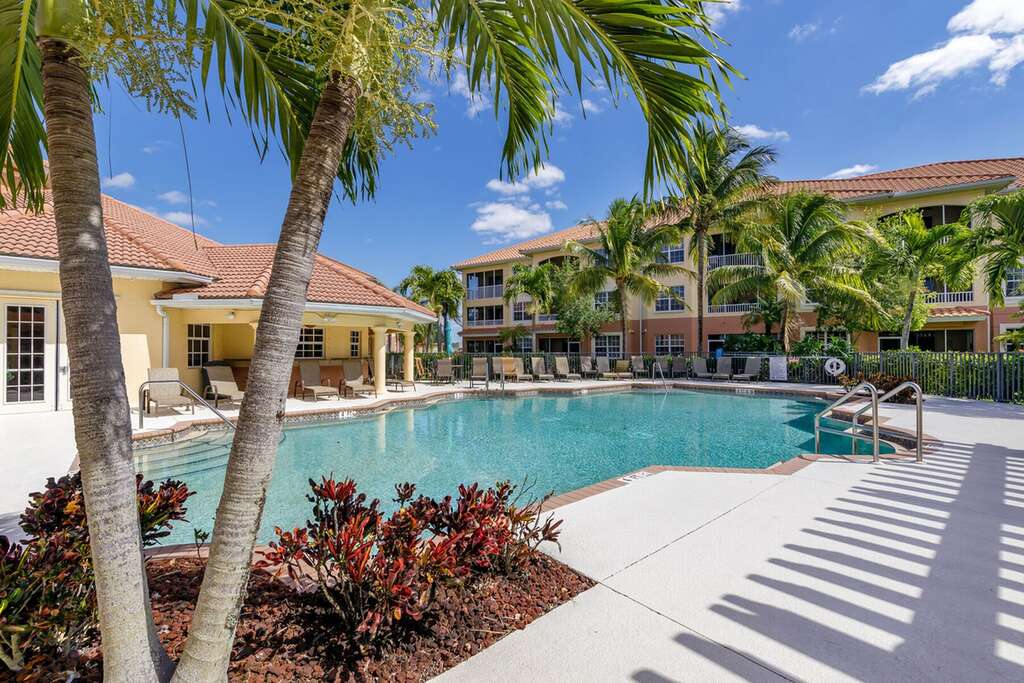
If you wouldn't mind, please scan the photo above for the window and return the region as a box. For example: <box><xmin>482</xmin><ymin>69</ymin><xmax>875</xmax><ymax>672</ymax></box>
<box><xmin>5</xmin><ymin>305</ymin><xmax>45</xmax><ymax>403</ymax></box>
<box><xmin>513</xmin><ymin>301</ymin><xmax>529</xmax><ymax>321</ymax></box>
<box><xmin>466</xmin><ymin>269</ymin><xmax>504</xmax><ymax>299</ymax></box>
<box><xmin>707</xmin><ymin>334</ymin><xmax>726</xmax><ymax>354</ymax></box>
<box><xmin>660</xmin><ymin>242</ymin><xmax>685</xmax><ymax>263</ymax></box>
<box><xmin>349</xmin><ymin>330</ymin><xmax>361</xmax><ymax>357</ymax></box>
<box><xmin>878</xmin><ymin>335</ymin><xmax>902</xmax><ymax>352</ymax></box>
<box><xmin>187</xmin><ymin>323</ymin><xmax>212</xmax><ymax>368</ymax></box>
<box><xmin>655</xmin><ymin>334</ymin><xmax>684</xmax><ymax>356</ymax></box>
<box><xmin>801</xmin><ymin>328</ymin><xmax>850</xmax><ymax>346</ymax></box>
<box><xmin>467</xmin><ymin>305</ymin><xmax>504</xmax><ymax>327</ymax></box>
<box><xmin>593</xmin><ymin>333</ymin><xmax>621</xmax><ymax>357</ymax></box>
<box><xmin>655</xmin><ymin>286</ymin><xmax>685</xmax><ymax>312</ymax></box>
<box><xmin>293</xmin><ymin>327</ymin><xmax>325</xmax><ymax>359</ymax></box>
<box><xmin>594</xmin><ymin>291</ymin><xmax>612</xmax><ymax>310</ymax></box>
<box><xmin>1002</xmin><ymin>326</ymin><xmax>1024</xmax><ymax>352</ymax></box>
<box><xmin>466</xmin><ymin>339</ymin><xmax>499</xmax><ymax>353</ymax></box>
<box><xmin>1007</xmin><ymin>267</ymin><xmax>1024</xmax><ymax>298</ymax></box>
<box><xmin>515</xmin><ymin>336</ymin><xmax>533</xmax><ymax>353</ymax></box>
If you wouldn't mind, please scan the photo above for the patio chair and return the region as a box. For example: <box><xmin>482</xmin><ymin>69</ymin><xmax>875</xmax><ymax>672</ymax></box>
<box><xmin>630</xmin><ymin>356</ymin><xmax>648</xmax><ymax>380</ymax></box>
<box><xmin>204</xmin><ymin>365</ymin><xmax>245</xmax><ymax>407</ymax></box>
<box><xmin>692</xmin><ymin>357</ymin><xmax>714</xmax><ymax>380</ymax></box>
<box><xmin>610</xmin><ymin>359</ymin><xmax>633</xmax><ymax>380</ymax></box>
<box><xmin>653</xmin><ymin>356</ymin><xmax>671</xmax><ymax>379</ymax></box>
<box><xmin>415</xmin><ymin>357</ymin><xmax>428</xmax><ymax>380</ymax></box>
<box><xmin>496</xmin><ymin>357</ymin><xmax>520</xmax><ymax>383</ymax></box>
<box><xmin>342</xmin><ymin>359</ymin><xmax>377</xmax><ymax>397</ymax></box>
<box><xmin>433</xmin><ymin>358</ymin><xmax>454</xmax><ymax>384</ymax></box>
<box><xmin>670</xmin><ymin>355</ymin><xmax>688</xmax><ymax>378</ymax></box>
<box><xmin>597</xmin><ymin>356</ymin><xmax>614</xmax><ymax>379</ymax></box>
<box><xmin>470</xmin><ymin>357</ymin><xmax>490</xmax><ymax>388</ymax></box>
<box><xmin>580</xmin><ymin>356</ymin><xmax>599</xmax><ymax>379</ymax></box>
<box><xmin>512</xmin><ymin>357</ymin><xmax>533</xmax><ymax>382</ymax></box>
<box><xmin>531</xmin><ymin>356</ymin><xmax>554</xmax><ymax>381</ymax></box>
<box><xmin>296</xmin><ymin>360</ymin><xmax>343</xmax><ymax>401</ymax></box>
<box><xmin>732</xmin><ymin>356</ymin><xmax>762</xmax><ymax>381</ymax></box>
<box><xmin>144</xmin><ymin>367</ymin><xmax>195</xmax><ymax>415</ymax></box>
<box><xmin>554</xmin><ymin>356</ymin><xmax>581</xmax><ymax>381</ymax></box>
<box><xmin>713</xmin><ymin>357</ymin><xmax>733</xmax><ymax>381</ymax></box>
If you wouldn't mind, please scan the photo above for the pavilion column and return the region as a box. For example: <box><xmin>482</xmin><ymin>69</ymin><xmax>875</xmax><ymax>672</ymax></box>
<box><xmin>403</xmin><ymin>330</ymin><xmax>416</xmax><ymax>382</ymax></box>
<box><xmin>372</xmin><ymin>325</ymin><xmax>388</xmax><ymax>396</ymax></box>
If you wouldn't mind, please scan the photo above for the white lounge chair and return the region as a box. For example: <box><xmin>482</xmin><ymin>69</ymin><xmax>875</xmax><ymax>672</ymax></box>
<box><xmin>145</xmin><ymin>367</ymin><xmax>195</xmax><ymax>415</ymax></box>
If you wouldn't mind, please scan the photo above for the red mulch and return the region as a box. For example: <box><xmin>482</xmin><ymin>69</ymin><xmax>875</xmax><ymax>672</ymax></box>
<box><xmin>19</xmin><ymin>555</ymin><xmax>592</xmax><ymax>682</ymax></box>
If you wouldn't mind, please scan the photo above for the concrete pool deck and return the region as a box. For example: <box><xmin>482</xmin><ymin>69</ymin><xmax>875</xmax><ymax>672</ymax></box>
<box><xmin>434</xmin><ymin>396</ymin><xmax>1024</xmax><ymax>682</ymax></box>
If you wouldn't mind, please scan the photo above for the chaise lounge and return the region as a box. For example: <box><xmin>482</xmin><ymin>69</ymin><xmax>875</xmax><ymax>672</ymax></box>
<box><xmin>531</xmin><ymin>356</ymin><xmax>554</xmax><ymax>381</ymax></box>
<box><xmin>692</xmin><ymin>357</ymin><xmax>714</xmax><ymax>380</ymax></box>
<box><xmin>204</xmin><ymin>365</ymin><xmax>245</xmax><ymax>407</ymax></box>
<box><xmin>144</xmin><ymin>367</ymin><xmax>195</xmax><ymax>415</ymax></box>
<box><xmin>732</xmin><ymin>356</ymin><xmax>762</xmax><ymax>381</ymax></box>
<box><xmin>342</xmin><ymin>359</ymin><xmax>377</xmax><ymax>397</ymax></box>
<box><xmin>296</xmin><ymin>360</ymin><xmax>344</xmax><ymax>401</ymax></box>
<box><xmin>713</xmin><ymin>357</ymin><xmax>733</xmax><ymax>381</ymax></box>
<box><xmin>554</xmin><ymin>356</ymin><xmax>581</xmax><ymax>381</ymax></box>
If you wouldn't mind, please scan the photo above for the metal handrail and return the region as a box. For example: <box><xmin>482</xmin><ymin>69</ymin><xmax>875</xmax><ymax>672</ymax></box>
<box><xmin>138</xmin><ymin>379</ymin><xmax>236</xmax><ymax>430</ymax></box>
<box><xmin>815</xmin><ymin>381</ymin><xmax>879</xmax><ymax>462</ymax></box>
<box><xmin>848</xmin><ymin>381</ymin><xmax>924</xmax><ymax>462</ymax></box>
<box><xmin>651</xmin><ymin>359</ymin><xmax>669</xmax><ymax>391</ymax></box>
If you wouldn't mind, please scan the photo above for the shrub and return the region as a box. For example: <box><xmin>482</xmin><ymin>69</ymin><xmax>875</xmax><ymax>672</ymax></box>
<box><xmin>0</xmin><ymin>473</ymin><xmax>191</xmax><ymax>671</ymax></box>
<box><xmin>257</xmin><ymin>478</ymin><xmax>562</xmax><ymax>646</ymax></box>
<box><xmin>839</xmin><ymin>372</ymin><xmax>920</xmax><ymax>404</ymax></box>
<box><xmin>724</xmin><ymin>333</ymin><xmax>781</xmax><ymax>353</ymax></box>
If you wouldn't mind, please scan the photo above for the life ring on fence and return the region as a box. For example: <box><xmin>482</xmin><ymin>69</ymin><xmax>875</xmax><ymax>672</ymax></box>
<box><xmin>824</xmin><ymin>357</ymin><xmax>847</xmax><ymax>377</ymax></box>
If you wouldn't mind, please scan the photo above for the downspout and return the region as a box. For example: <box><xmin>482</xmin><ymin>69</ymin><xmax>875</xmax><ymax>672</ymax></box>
<box><xmin>155</xmin><ymin>304</ymin><xmax>170</xmax><ymax>367</ymax></box>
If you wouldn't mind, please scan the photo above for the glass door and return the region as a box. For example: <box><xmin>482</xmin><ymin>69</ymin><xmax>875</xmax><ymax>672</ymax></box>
<box><xmin>4</xmin><ymin>304</ymin><xmax>46</xmax><ymax>404</ymax></box>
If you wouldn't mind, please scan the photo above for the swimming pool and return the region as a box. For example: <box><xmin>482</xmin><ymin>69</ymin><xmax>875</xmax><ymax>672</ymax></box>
<box><xmin>137</xmin><ymin>389</ymin><xmax>889</xmax><ymax>545</ymax></box>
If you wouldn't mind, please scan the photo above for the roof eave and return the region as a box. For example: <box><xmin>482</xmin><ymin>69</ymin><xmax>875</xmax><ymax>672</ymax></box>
<box><xmin>151</xmin><ymin>297</ymin><xmax>436</xmax><ymax>324</ymax></box>
<box><xmin>843</xmin><ymin>176</ymin><xmax>1016</xmax><ymax>205</ymax></box>
<box><xmin>0</xmin><ymin>254</ymin><xmax>214</xmax><ymax>284</ymax></box>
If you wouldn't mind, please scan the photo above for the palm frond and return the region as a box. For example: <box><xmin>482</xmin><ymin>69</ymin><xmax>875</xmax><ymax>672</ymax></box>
<box><xmin>0</xmin><ymin>0</ymin><xmax>45</xmax><ymax>211</ymax></box>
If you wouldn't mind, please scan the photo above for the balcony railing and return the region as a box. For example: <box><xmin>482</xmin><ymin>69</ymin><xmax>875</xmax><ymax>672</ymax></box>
<box><xmin>708</xmin><ymin>253</ymin><xmax>761</xmax><ymax>270</ymax></box>
<box><xmin>708</xmin><ymin>302</ymin><xmax>757</xmax><ymax>314</ymax></box>
<box><xmin>537</xmin><ymin>313</ymin><xmax>558</xmax><ymax>322</ymax></box>
<box><xmin>466</xmin><ymin>284</ymin><xmax>504</xmax><ymax>300</ymax></box>
<box><xmin>924</xmin><ymin>290</ymin><xmax>974</xmax><ymax>304</ymax></box>
<box><xmin>466</xmin><ymin>318</ymin><xmax>503</xmax><ymax>328</ymax></box>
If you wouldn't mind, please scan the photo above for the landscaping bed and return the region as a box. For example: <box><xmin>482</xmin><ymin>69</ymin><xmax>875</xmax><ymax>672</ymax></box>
<box><xmin>26</xmin><ymin>553</ymin><xmax>592</xmax><ymax>682</ymax></box>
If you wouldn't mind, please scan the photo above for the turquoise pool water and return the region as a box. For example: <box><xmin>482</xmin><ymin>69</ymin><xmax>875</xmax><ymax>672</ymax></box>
<box><xmin>137</xmin><ymin>390</ymin><xmax>889</xmax><ymax>545</ymax></box>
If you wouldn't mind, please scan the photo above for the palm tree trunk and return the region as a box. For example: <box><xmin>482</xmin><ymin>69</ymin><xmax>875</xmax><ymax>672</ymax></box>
<box><xmin>781</xmin><ymin>304</ymin><xmax>791</xmax><ymax>353</ymax></box>
<box><xmin>172</xmin><ymin>74</ymin><xmax>360</xmax><ymax>681</ymax></box>
<box><xmin>618</xmin><ymin>283</ymin><xmax>629</xmax><ymax>357</ymax></box>
<box><xmin>900</xmin><ymin>288</ymin><xmax>918</xmax><ymax>350</ymax></box>
<box><xmin>39</xmin><ymin>39</ymin><xmax>171</xmax><ymax>682</ymax></box>
<box><xmin>696</xmin><ymin>230</ymin><xmax>706</xmax><ymax>354</ymax></box>
<box><xmin>442</xmin><ymin>304</ymin><xmax>451</xmax><ymax>354</ymax></box>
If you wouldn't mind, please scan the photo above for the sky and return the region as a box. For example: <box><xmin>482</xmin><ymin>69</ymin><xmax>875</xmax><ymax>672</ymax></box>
<box><xmin>93</xmin><ymin>0</ymin><xmax>1024</xmax><ymax>288</ymax></box>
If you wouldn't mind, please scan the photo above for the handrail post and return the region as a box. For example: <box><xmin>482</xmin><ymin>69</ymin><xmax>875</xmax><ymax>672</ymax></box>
<box><xmin>137</xmin><ymin>379</ymin><xmax>236</xmax><ymax>431</ymax></box>
<box><xmin>871</xmin><ymin>389</ymin><xmax>880</xmax><ymax>463</ymax></box>
<box><xmin>914</xmin><ymin>383</ymin><xmax>923</xmax><ymax>462</ymax></box>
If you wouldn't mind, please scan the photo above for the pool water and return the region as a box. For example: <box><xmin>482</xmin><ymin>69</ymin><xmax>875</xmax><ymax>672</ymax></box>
<box><xmin>137</xmin><ymin>390</ymin><xmax>890</xmax><ymax>545</ymax></box>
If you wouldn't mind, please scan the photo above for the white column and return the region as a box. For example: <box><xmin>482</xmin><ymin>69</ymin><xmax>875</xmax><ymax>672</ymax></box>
<box><xmin>403</xmin><ymin>330</ymin><xmax>415</xmax><ymax>382</ymax></box>
<box><xmin>372</xmin><ymin>326</ymin><xmax>388</xmax><ymax>395</ymax></box>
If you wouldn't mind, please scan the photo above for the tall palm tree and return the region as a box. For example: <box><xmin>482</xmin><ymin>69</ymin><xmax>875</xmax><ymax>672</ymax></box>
<box><xmin>865</xmin><ymin>211</ymin><xmax>971</xmax><ymax>349</ymax></box>
<box><xmin>398</xmin><ymin>265</ymin><xmax>463</xmax><ymax>353</ymax></box>
<box><xmin>951</xmin><ymin>190</ymin><xmax>1024</xmax><ymax>306</ymax></box>
<box><xmin>568</xmin><ymin>199</ymin><xmax>689</xmax><ymax>354</ymax></box>
<box><xmin>666</xmin><ymin>121</ymin><xmax>776</xmax><ymax>352</ymax></box>
<box><xmin>741</xmin><ymin>297</ymin><xmax>783</xmax><ymax>337</ymax></box>
<box><xmin>503</xmin><ymin>262</ymin><xmax>556</xmax><ymax>350</ymax></box>
<box><xmin>709</xmin><ymin>193</ymin><xmax>874</xmax><ymax>351</ymax></box>
<box><xmin>5</xmin><ymin>1</ymin><xmax>733</xmax><ymax>676</ymax></box>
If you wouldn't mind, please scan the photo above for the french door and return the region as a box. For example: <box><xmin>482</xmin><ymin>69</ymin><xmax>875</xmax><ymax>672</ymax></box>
<box><xmin>1</xmin><ymin>301</ymin><xmax>56</xmax><ymax>413</ymax></box>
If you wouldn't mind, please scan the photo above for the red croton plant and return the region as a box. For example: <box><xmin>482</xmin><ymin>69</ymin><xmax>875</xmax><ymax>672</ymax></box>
<box><xmin>256</xmin><ymin>477</ymin><xmax>563</xmax><ymax>645</ymax></box>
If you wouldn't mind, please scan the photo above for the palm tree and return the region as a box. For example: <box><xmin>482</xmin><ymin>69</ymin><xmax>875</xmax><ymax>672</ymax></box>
<box><xmin>741</xmin><ymin>297</ymin><xmax>783</xmax><ymax>337</ymax></box>
<box><xmin>709</xmin><ymin>193</ymin><xmax>874</xmax><ymax>351</ymax></box>
<box><xmin>398</xmin><ymin>266</ymin><xmax>463</xmax><ymax>353</ymax></box>
<box><xmin>666</xmin><ymin>121</ymin><xmax>776</xmax><ymax>352</ymax></box>
<box><xmin>499</xmin><ymin>324</ymin><xmax>530</xmax><ymax>352</ymax></box>
<box><xmin>568</xmin><ymin>199</ymin><xmax>689</xmax><ymax>354</ymax></box>
<box><xmin>864</xmin><ymin>211</ymin><xmax>971</xmax><ymax>349</ymax></box>
<box><xmin>951</xmin><ymin>190</ymin><xmax>1024</xmax><ymax>306</ymax></box>
<box><xmin>503</xmin><ymin>263</ymin><xmax>556</xmax><ymax>350</ymax></box>
<box><xmin>5</xmin><ymin>1</ymin><xmax>733</xmax><ymax>676</ymax></box>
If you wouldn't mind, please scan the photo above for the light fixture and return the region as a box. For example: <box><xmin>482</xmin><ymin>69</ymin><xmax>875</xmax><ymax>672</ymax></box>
<box><xmin>320</xmin><ymin>312</ymin><xmax>337</xmax><ymax>323</ymax></box>
<box><xmin>225</xmin><ymin>311</ymin><xmax>236</xmax><ymax>321</ymax></box>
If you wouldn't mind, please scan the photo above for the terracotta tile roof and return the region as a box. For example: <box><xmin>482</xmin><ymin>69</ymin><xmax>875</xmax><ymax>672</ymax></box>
<box><xmin>1</xmin><ymin>189</ymin><xmax>432</xmax><ymax>317</ymax></box>
<box><xmin>157</xmin><ymin>245</ymin><xmax>435</xmax><ymax>316</ymax></box>
<box><xmin>454</xmin><ymin>158</ymin><xmax>1024</xmax><ymax>269</ymax></box>
<box><xmin>927</xmin><ymin>306</ymin><xmax>990</xmax><ymax>319</ymax></box>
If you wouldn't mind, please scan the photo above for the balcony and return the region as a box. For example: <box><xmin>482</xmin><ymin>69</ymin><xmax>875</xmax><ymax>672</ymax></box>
<box><xmin>466</xmin><ymin>284</ymin><xmax>504</xmax><ymax>300</ymax></box>
<box><xmin>924</xmin><ymin>290</ymin><xmax>974</xmax><ymax>305</ymax></box>
<box><xmin>708</xmin><ymin>253</ymin><xmax>761</xmax><ymax>270</ymax></box>
<box><xmin>537</xmin><ymin>313</ymin><xmax>558</xmax><ymax>322</ymax></box>
<box><xmin>466</xmin><ymin>318</ymin><xmax>504</xmax><ymax>328</ymax></box>
<box><xmin>708</xmin><ymin>302</ymin><xmax>757</xmax><ymax>314</ymax></box>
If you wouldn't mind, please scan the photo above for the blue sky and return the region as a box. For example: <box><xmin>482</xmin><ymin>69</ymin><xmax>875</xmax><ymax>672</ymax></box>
<box><xmin>94</xmin><ymin>0</ymin><xmax>1024</xmax><ymax>287</ymax></box>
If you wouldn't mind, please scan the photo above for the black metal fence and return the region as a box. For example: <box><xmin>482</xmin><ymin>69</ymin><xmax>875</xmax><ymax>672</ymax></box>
<box><xmin>389</xmin><ymin>350</ymin><xmax>1024</xmax><ymax>404</ymax></box>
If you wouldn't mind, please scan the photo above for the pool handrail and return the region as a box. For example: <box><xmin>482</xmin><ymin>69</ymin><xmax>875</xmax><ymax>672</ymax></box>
<box><xmin>815</xmin><ymin>381</ymin><xmax>879</xmax><ymax>462</ymax></box>
<box><xmin>138</xmin><ymin>379</ymin><xmax>236</xmax><ymax>431</ymax></box>
<box><xmin>847</xmin><ymin>381</ymin><xmax>924</xmax><ymax>462</ymax></box>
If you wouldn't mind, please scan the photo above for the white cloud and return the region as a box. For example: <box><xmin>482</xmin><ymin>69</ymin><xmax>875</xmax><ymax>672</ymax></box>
<box><xmin>551</xmin><ymin>102</ymin><xmax>572</xmax><ymax>125</ymax></box>
<box><xmin>867</xmin><ymin>1</ymin><xmax>1024</xmax><ymax>97</ymax></box>
<box><xmin>705</xmin><ymin>0</ymin><xmax>742</xmax><ymax>26</ymax></box>
<box><xmin>826</xmin><ymin>164</ymin><xmax>878</xmax><ymax>180</ymax></box>
<box><xmin>471</xmin><ymin>202</ymin><xmax>552</xmax><ymax>242</ymax></box>
<box><xmin>142</xmin><ymin>146</ymin><xmax>159</xmax><ymax>154</ymax></box>
<box><xmin>545</xmin><ymin>199</ymin><xmax>568</xmax><ymax>210</ymax></box>
<box><xmin>734</xmin><ymin>124</ymin><xmax>790</xmax><ymax>142</ymax></box>
<box><xmin>101</xmin><ymin>172</ymin><xmax>135</xmax><ymax>189</ymax></box>
<box><xmin>158</xmin><ymin>190</ymin><xmax>189</xmax><ymax>204</ymax></box>
<box><xmin>581</xmin><ymin>98</ymin><xmax>604</xmax><ymax>114</ymax></box>
<box><xmin>162</xmin><ymin>211</ymin><xmax>208</xmax><ymax>227</ymax></box>
<box><xmin>450</xmin><ymin>71</ymin><xmax>489</xmax><ymax>117</ymax></box>
<box><xmin>486</xmin><ymin>164</ymin><xmax>566</xmax><ymax>195</ymax></box>
<box><xmin>948</xmin><ymin>0</ymin><xmax>1024</xmax><ymax>34</ymax></box>
<box><xmin>199</xmin><ymin>199</ymin><xmax>218</xmax><ymax>208</ymax></box>
<box><xmin>788</xmin><ymin>22</ymin><xmax>820</xmax><ymax>42</ymax></box>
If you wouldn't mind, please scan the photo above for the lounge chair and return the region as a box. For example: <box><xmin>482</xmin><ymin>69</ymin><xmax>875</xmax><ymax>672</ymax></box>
<box><xmin>342</xmin><ymin>359</ymin><xmax>377</xmax><ymax>396</ymax></box>
<box><xmin>630</xmin><ymin>356</ymin><xmax>648</xmax><ymax>380</ymax></box>
<box><xmin>531</xmin><ymin>356</ymin><xmax>554</xmax><ymax>381</ymax></box>
<box><xmin>653</xmin><ymin>356</ymin><xmax>671</xmax><ymax>379</ymax></box>
<box><xmin>613</xmin><ymin>359</ymin><xmax>633</xmax><ymax>380</ymax></box>
<box><xmin>580</xmin><ymin>356</ymin><xmax>599</xmax><ymax>379</ymax></box>
<box><xmin>296</xmin><ymin>360</ymin><xmax>343</xmax><ymax>401</ymax></box>
<box><xmin>512</xmin><ymin>357</ymin><xmax>533</xmax><ymax>382</ymax></box>
<box><xmin>596</xmin><ymin>356</ymin><xmax>613</xmax><ymax>379</ymax></box>
<box><xmin>713</xmin><ymin>357</ymin><xmax>733</xmax><ymax>381</ymax></box>
<box><xmin>470</xmin><ymin>357</ymin><xmax>489</xmax><ymax>388</ymax></box>
<box><xmin>670</xmin><ymin>355</ymin><xmax>688</xmax><ymax>378</ymax></box>
<box><xmin>204</xmin><ymin>365</ymin><xmax>245</xmax><ymax>407</ymax></box>
<box><xmin>554</xmin><ymin>356</ymin><xmax>581</xmax><ymax>381</ymax></box>
<box><xmin>692</xmin><ymin>357</ymin><xmax>713</xmax><ymax>380</ymax></box>
<box><xmin>732</xmin><ymin>356</ymin><xmax>762</xmax><ymax>381</ymax></box>
<box><xmin>415</xmin><ymin>357</ymin><xmax>429</xmax><ymax>380</ymax></box>
<box><xmin>433</xmin><ymin>358</ymin><xmax>454</xmax><ymax>384</ymax></box>
<box><xmin>495</xmin><ymin>357</ymin><xmax>518</xmax><ymax>384</ymax></box>
<box><xmin>144</xmin><ymin>367</ymin><xmax>195</xmax><ymax>415</ymax></box>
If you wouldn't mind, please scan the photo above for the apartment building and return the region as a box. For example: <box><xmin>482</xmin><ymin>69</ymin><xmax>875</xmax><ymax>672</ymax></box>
<box><xmin>453</xmin><ymin>158</ymin><xmax>1024</xmax><ymax>355</ymax></box>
